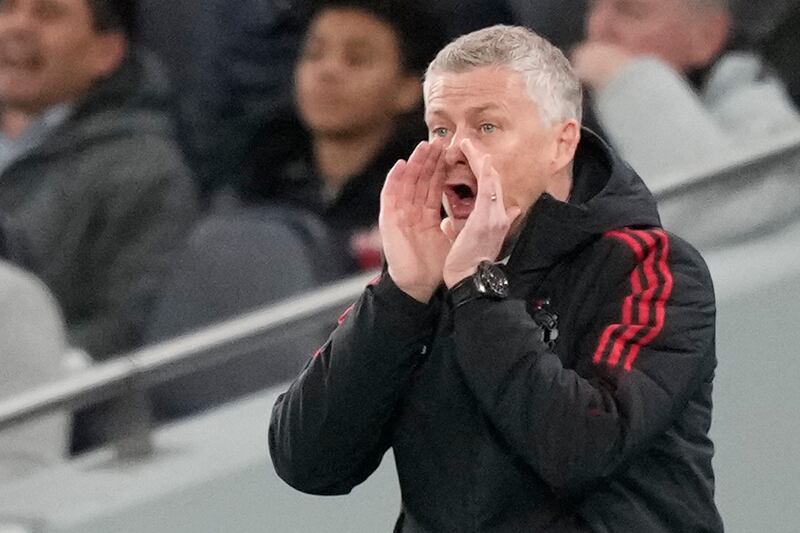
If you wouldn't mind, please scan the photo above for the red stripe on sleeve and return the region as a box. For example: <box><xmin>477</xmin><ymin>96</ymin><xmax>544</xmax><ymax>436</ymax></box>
<box><xmin>314</xmin><ymin>273</ymin><xmax>384</xmax><ymax>358</ymax></box>
<box><xmin>594</xmin><ymin>230</ymin><xmax>644</xmax><ymax>364</ymax></box>
<box><xmin>594</xmin><ymin>229</ymin><xmax>674</xmax><ymax>371</ymax></box>
<box><xmin>622</xmin><ymin>230</ymin><xmax>674</xmax><ymax>370</ymax></box>
<box><xmin>593</xmin><ymin>323</ymin><xmax>622</xmax><ymax>364</ymax></box>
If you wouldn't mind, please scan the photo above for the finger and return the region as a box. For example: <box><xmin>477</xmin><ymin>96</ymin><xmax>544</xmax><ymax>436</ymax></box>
<box><xmin>401</xmin><ymin>141</ymin><xmax>430</xmax><ymax>206</ymax></box>
<box><xmin>474</xmin><ymin>153</ymin><xmax>503</xmax><ymax>212</ymax></box>
<box><xmin>381</xmin><ymin>159</ymin><xmax>407</xmax><ymax>210</ymax></box>
<box><xmin>425</xmin><ymin>141</ymin><xmax>447</xmax><ymax>210</ymax></box>
<box><xmin>414</xmin><ymin>141</ymin><xmax>442</xmax><ymax>207</ymax></box>
<box><xmin>460</xmin><ymin>138</ymin><xmax>484</xmax><ymax>180</ymax></box>
<box><xmin>440</xmin><ymin>216</ymin><xmax>458</xmax><ymax>243</ymax></box>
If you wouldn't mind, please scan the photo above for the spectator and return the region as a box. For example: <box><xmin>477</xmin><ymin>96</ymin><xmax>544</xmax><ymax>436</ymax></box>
<box><xmin>572</xmin><ymin>0</ymin><xmax>800</xmax><ymax>180</ymax></box>
<box><xmin>0</xmin><ymin>0</ymin><xmax>197</xmax><ymax>359</ymax></box>
<box><xmin>134</xmin><ymin>0</ymin><xmax>308</xmax><ymax>197</ymax></box>
<box><xmin>507</xmin><ymin>0</ymin><xmax>589</xmax><ymax>50</ymax></box>
<box><xmin>231</xmin><ymin>0</ymin><xmax>447</xmax><ymax>275</ymax></box>
<box><xmin>189</xmin><ymin>0</ymin><xmax>513</xmax><ymax>199</ymax></box>
<box><xmin>0</xmin><ymin>261</ymin><xmax>69</xmax><ymax>482</ymax></box>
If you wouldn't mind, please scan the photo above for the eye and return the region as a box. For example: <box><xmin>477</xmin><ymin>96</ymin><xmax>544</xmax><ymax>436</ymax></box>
<box><xmin>480</xmin><ymin>123</ymin><xmax>497</xmax><ymax>134</ymax></box>
<box><xmin>344</xmin><ymin>51</ymin><xmax>373</xmax><ymax>68</ymax></box>
<box><xmin>432</xmin><ymin>127</ymin><xmax>449</xmax><ymax>138</ymax></box>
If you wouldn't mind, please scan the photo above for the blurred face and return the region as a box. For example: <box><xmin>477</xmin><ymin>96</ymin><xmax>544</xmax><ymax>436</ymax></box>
<box><xmin>426</xmin><ymin>66</ymin><xmax>577</xmax><ymax>232</ymax></box>
<box><xmin>294</xmin><ymin>7</ymin><xmax>420</xmax><ymax>138</ymax></box>
<box><xmin>587</xmin><ymin>0</ymin><xmax>721</xmax><ymax>71</ymax></box>
<box><xmin>0</xmin><ymin>0</ymin><xmax>126</xmax><ymax>114</ymax></box>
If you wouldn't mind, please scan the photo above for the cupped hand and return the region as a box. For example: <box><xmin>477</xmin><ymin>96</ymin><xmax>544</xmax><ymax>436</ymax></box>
<box><xmin>380</xmin><ymin>140</ymin><xmax>450</xmax><ymax>302</ymax></box>
<box><xmin>571</xmin><ymin>41</ymin><xmax>635</xmax><ymax>90</ymax></box>
<box><xmin>443</xmin><ymin>139</ymin><xmax>521</xmax><ymax>288</ymax></box>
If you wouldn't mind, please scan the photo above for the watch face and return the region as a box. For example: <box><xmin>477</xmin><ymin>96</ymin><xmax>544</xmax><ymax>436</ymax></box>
<box><xmin>479</xmin><ymin>262</ymin><xmax>509</xmax><ymax>298</ymax></box>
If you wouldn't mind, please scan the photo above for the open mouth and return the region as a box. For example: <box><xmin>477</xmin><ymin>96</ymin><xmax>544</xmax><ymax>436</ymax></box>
<box><xmin>0</xmin><ymin>42</ymin><xmax>44</xmax><ymax>71</ymax></box>
<box><xmin>444</xmin><ymin>182</ymin><xmax>477</xmax><ymax>219</ymax></box>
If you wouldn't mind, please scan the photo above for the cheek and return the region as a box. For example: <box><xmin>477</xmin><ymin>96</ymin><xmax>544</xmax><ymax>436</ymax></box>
<box><xmin>294</xmin><ymin>64</ymin><xmax>316</xmax><ymax>97</ymax></box>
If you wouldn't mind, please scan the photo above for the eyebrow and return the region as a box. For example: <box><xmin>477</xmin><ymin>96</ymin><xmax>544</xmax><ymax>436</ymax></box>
<box><xmin>425</xmin><ymin>103</ymin><xmax>506</xmax><ymax>120</ymax></box>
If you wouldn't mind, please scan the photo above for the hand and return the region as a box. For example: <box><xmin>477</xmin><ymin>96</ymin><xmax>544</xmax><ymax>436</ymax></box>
<box><xmin>571</xmin><ymin>41</ymin><xmax>635</xmax><ymax>90</ymax></box>
<box><xmin>379</xmin><ymin>140</ymin><xmax>449</xmax><ymax>302</ymax></box>
<box><xmin>443</xmin><ymin>139</ymin><xmax>521</xmax><ymax>288</ymax></box>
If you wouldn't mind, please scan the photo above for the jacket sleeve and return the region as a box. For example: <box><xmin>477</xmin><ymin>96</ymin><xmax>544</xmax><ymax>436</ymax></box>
<box><xmin>450</xmin><ymin>230</ymin><xmax>716</xmax><ymax>492</ymax></box>
<box><xmin>593</xmin><ymin>57</ymin><xmax>731</xmax><ymax>180</ymax></box>
<box><xmin>269</xmin><ymin>274</ymin><xmax>438</xmax><ymax>495</ymax></box>
<box><xmin>593</xmin><ymin>54</ymin><xmax>800</xmax><ymax>182</ymax></box>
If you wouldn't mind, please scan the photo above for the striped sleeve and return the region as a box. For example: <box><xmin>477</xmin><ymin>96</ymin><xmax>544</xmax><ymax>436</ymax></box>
<box><xmin>593</xmin><ymin>228</ymin><xmax>675</xmax><ymax>371</ymax></box>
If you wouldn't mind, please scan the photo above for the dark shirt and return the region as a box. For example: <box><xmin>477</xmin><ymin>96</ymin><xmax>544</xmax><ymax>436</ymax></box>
<box><xmin>238</xmin><ymin>112</ymin><xmax>426</xmax><ymax>274</ymax></box>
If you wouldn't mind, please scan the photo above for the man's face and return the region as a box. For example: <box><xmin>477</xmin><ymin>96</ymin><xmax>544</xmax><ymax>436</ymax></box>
<box><xmin>294</xmin><ymin>7</ymin><xmax>419</xmax><ymax>138</ymax></box>
<box><xmin>425</xmin><ymin>66</ymin><xmax>565</xmax><ymax>234</ymax></box>
<box><xmin>586</xmin><ymin>0</ymin><xmax>711</xmax><ymax>71</ymax></box>
<box><xmin>0</xmin><ymin>0</ymin><xmax>121</xmax><ymax>113</ymax></box>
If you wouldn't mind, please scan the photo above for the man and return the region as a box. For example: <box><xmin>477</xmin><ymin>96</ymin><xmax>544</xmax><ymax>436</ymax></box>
<box><xmin>270</xmin><ymin>25</ymin><xmax>723</xmax><ymax>532</ymax></box>
<box><xmin>0</xmin><ymin>0</ymin><xmax>197</xmax><ymax>359</ymax></box>
<box><xmin>572</xmin><ymin>0</ymin><xmax>800</xmax><ymax>180</ymax></box>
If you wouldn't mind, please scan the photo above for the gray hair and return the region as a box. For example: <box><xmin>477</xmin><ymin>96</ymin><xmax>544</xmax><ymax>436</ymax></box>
<box><xmin>423</xmin><ymin>25</ymin><xmax>583</xmax><ymax>126</ymax></box>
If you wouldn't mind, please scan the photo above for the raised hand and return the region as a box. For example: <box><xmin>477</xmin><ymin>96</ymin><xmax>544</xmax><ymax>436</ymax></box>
<box><xmin>571</xmin><ymin>41</ymin><xmax>635</xmax><ymax>90</ymax></box>
<box><xmin>443</xmin><ymin>139</ymin><xmax>521</xmax><ymax>288</ymax></box>
<box><xmin>380</xmin><ymin>140</ymin><xmax>450</xmax><ymax>303</ymax></box>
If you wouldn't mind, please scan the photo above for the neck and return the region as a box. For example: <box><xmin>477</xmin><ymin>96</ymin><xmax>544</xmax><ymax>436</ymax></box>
<box><xmin>1</xmin><ymin>108</ymin><xmax>38</xmax><ymax>139</ymax></box>
<box><xmin>312</xmin><ymin>122</ymin><xmax>395</xmax><ymax>194</ymax></box>
<box><xmin>548</xmin><ymin>166</ymin><xmax>574</xmax><ymax>203</ymax></box>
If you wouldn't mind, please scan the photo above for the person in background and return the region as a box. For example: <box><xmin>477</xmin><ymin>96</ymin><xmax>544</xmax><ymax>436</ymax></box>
<box><xmin>0</xmin><ymin>0</ymin><xmax>197</xmax><ymax>359</ymax></box>
<box><xmin>572</xmin><ymin>0</ymin><xmax>800</xmax><ymax>180</ymax></box>
<box><xmin>232</xmin><ymin>0</ymin><xmax>446</xmax><ymax>275</ymax></box>
<box><xmin>507</xmin><ymin>0</ymin><xmax>589</xmax><ymax>51</ymax></box>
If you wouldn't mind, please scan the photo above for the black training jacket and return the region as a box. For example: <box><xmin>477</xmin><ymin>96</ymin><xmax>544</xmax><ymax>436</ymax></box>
<box><xmin>269</xmin><ymin>131</ymin><xmax>724</xmax><ymax>532</ymax></box>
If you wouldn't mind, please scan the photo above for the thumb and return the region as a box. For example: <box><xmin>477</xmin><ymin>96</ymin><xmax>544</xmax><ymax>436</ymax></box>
<box><xmin>440</xmin><ymin>217</ymin><xmax>458</xmax><ymax>243</ymax></box>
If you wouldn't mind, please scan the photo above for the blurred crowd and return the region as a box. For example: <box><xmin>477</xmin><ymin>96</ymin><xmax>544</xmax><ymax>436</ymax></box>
<box><xmin>1</xmin><ymin>0</ymin><xmax>799</xmax><ymax>475</ymax></box>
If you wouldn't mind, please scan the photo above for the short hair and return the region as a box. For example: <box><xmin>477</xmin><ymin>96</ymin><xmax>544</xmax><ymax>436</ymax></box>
<box><xmin>424</xmin><ymin>25</ymin><xmax>583</xmax><ymax>126</ymax></box>
<box><xmin>308</xmin><ymin>0</ymin><xmax>447</xmax><ymax>76</ymax></box>
<box><xmin>86</xmin><ymin>0</ymin><xmax>136</xmax><ymax>35</ymax></box>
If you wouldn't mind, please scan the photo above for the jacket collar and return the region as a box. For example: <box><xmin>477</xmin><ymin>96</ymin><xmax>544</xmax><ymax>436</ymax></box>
<box><xmin>507</xmin><ymin>128</ymin><xmax>661</xmax><ymax>275</ymax></box>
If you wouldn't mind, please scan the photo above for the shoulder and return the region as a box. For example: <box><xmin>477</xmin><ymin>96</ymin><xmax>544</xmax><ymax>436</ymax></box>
<box><xmin>597</xmin><ymin>228</ymin><xmax>714</xmax><ymax>305</ymax></box>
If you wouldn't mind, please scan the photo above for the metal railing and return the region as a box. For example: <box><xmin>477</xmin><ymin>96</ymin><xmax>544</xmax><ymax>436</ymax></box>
<box><xmin>649</xmin><ymin>128</ymin><xmax>800</xmax><ymax>198</ymax></box>
<box><xmin>0</xmin><ymin>271</ymin><xmax>378</xmax><ymax>444</ymax></box>
<box><xmin>2</xmin><ymin>130</ymin><xmax>800</xmax><ymax>450</ymax></box>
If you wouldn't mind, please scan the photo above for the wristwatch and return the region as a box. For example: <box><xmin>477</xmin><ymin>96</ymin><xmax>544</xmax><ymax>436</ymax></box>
<box><xmin>449</xmin><ymin>260</ymin><xmax>510</xmax><ymax>308</ymax></box>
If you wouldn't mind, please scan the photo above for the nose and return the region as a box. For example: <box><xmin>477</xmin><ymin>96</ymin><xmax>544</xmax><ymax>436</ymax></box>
<box><xmin>586</xmin><ymin>0</ymin><xmax>615</xmax><ymax>42</ymax></box>
<box><xmin>315</xmin><ymin>51</ymin><xmax>348</xmax><ymax>81</ymax></box>
<box><xmin>443</xmin><ymin>131</ymin><xmax>470</xmax><ymax>168</ymax></box>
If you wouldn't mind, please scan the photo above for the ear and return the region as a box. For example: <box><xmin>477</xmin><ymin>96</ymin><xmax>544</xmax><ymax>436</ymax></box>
<box><xmin>392</xmin><ymin>73</ymin><xmax>423</xmax><ymax>115</ymax></box>
<box><xmin>687</xmin><ymin>11</ymin><xmax>731</xmax><ymax>67</ymax></box>
<box><xmin>87</xmin><ymin>32</ymin><xmax>128</xmax><ymax>80</ymax></box>
<box><xmin>549</xmin><ymin>119</ymin><xmax>581</xmax><ymax>174</ymax></box>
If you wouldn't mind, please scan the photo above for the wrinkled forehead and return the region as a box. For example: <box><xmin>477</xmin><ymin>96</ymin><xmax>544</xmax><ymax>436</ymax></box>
<box><xmin>424</xmin><ymin>66</ymin><xmax>529</xmax><ymax>110</ymax></box>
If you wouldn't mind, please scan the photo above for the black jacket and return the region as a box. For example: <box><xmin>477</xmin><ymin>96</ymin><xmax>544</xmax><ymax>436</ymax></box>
<box><xmin>269</xmin><ymin>131</ymin><xmax>723</xmax><ymax>532</ymax></box>
<box><xmin>237</xmin><ymin>111</ymin><xmax>426</xmax><ymax>275</ymax></box>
